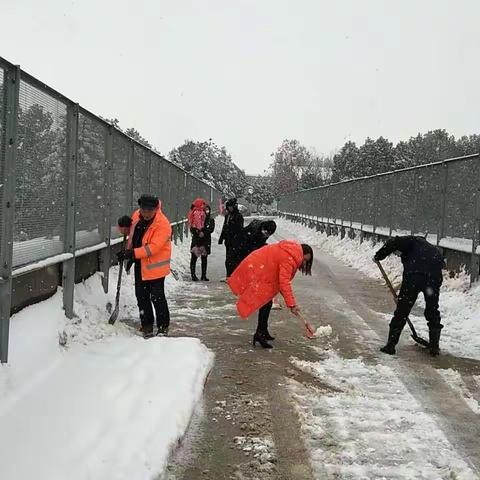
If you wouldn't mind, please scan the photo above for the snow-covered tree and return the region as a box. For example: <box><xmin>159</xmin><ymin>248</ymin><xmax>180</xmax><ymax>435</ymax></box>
<box><xmin>169</xmin><ymin>139</ymin><xmax>245</xmax><ymax>198</ymax></box>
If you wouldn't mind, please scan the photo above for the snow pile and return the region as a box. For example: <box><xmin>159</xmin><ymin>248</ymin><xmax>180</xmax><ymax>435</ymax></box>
<box><xmin>234</xmin><ymin>436</ymin><xmax>276</xmax><ymax>465</ymax></box>
<box><xmin>60</xmin><ymin>232</ymin><xmax>194</xmax><ymax>346</ymax></box>
<box><xmin>289</xmin><ymin>353</ymin><xmax>477</xmax><ymax>479</ymax></box>
<box><xmin>313</xmin><ymin>324</ymin><xmax>333</xmax><ymax>338</ymax></box>
<box><xmin>0</xmin><ymin>238</ymin><xmax>214</xmax><ymax>480</ymax></box>
<box><xmin>438</xmin><ymin>369</ymin><xmax>480</xmax><ymax>415</ymax></box>
<box><xmin>277</xmin><ymin>217</ymin><xmax>480</xmax><ymax>360</ymax></box>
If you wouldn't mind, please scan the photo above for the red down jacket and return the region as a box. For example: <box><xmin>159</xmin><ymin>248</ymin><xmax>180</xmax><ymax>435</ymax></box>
<box><xmin>227</xmin><ymin>240</ymin><xmax>304</xmax><ymax>318</ymax></box>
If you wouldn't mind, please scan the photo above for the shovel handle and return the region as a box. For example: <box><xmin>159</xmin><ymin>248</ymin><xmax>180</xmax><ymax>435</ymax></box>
<box><xmin>293</xmin><ymin>311</ymin><xmax>315</xmax><ymax>338</ymax></box>
<box><xmin>375</xmin><ymin>260</ymin><xmax>398</xmax><ymax>304</ymax></box>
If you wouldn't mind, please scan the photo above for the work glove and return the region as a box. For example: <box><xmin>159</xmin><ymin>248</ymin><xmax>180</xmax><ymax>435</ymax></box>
<box><xmin>117</xmin><ymin>249</ymin><xmax>134</xmax><ymax>262</ymax></box>
<box><xmin>125</xmin><ymin>259</ymin><xmax>134</xmax><ymax>274</ymax></box>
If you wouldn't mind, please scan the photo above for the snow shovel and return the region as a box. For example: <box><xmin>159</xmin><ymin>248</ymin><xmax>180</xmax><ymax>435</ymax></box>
<box><xmin>108</xmin><ymin>234</ymin><xmax>127</xmax><ymax>325</ymax></box>
<box><xmin>375</xmin><ymin>261</ymin><xmax>430</xmax><ymax>347</ymax></box>
<box><xmin>293</xmin><ymin>311</ymin><xmax>315</xmax><ymax>339</ymax></box>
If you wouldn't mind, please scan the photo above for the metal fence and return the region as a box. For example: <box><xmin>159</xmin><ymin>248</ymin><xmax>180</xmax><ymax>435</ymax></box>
<box><xmin>0</xmin><ymin>57</ymin><xmax>222</xmax><ymax>362</ymax></box>
<box><xmin>278</xmin><ymin>153</ymin><xmax>480</xmax><ymax>282</ymax></box>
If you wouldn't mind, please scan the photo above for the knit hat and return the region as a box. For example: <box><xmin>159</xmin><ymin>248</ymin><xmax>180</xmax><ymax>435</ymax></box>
<box><xmin>261</xmin><ymin>220</ymin><xmax>277</xmax><ymax>235</ymax></box>
<box><xmin>138</xmin><ymin>194</ymin><xmax>159</xmax><ymax>210</ymax></box>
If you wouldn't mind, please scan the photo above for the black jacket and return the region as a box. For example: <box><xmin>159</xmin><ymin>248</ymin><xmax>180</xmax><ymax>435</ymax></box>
<box><xmin>191</xmin><ymin>214</ymin><xmax>215</xmax><ymax>255</ymax></box>
<box><xmin>230</xmin><ymin>220</ymin><xmax>273</xmax><ymax>271</ymax></box>
<box><xmin>375</xmin><ymin>236</ymin><xmax>445</xmax><ymax>278</ymax></box>
<box><xmin>219</xmin><ymin>207</ymin><xmax>244</xmax><ymax>246</ymax></box>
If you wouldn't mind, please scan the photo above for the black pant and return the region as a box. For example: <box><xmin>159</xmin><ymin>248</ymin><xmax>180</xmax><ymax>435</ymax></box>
<box><xmin>134</xmin><ymin>264</ymin><xmax>170</xmax><ymax>330</ymax></box>
<box><xmin>390</xmin><ymin>272</ymin><xmax>442</xmax><ymax>332</ymax></box>
<box><xmin>225</xmin><ymin>243</ymin><xmax>236</xmax><ymax>277</ymax></box>
<box><xmin>191</xmin><ymin>254</ymin><xmax>208</xmax><ymax>277</ymax></box>
<box><xmin>257</xmin><ymin>301</ymin><xmax>273</xmax><ymax>333</ymax></box>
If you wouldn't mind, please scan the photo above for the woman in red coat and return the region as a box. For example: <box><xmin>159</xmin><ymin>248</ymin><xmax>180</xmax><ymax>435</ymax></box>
<box><xmin>228</xmin><ymin>240</ymin><xmax>313</xmax><ymax>348</ymax></box>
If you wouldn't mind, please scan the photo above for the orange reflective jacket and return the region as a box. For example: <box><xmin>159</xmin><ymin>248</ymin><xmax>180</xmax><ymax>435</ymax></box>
<box><xmin>127</xmin><ymin>206</ymin><xmax>172</xmax><ymax>281</ymax></box>
<box><xmin>227</xmin><ymin>240</ymin><xmax>303</xmax><ymax>318</ymax></box>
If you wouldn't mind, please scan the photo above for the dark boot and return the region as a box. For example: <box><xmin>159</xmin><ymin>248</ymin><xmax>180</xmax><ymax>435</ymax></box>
<box><xmin>429</xmin><ymin>328</ymin><xmax>441</xmax><ymax>356</ymax></box>
<box><xmin>380</xmin><ymin>326</ymin><xmax>403</xmax><ymax>355</ymax></box>
<box><xmin>190</xmin><ymin>255</ymin><xmax>199</xmax><ymax>281</ymax></box>
<box><xmin>264</xmin><ymin>329</ymin><xmax>275</xmax><ymax>341</ymax></box>
<box><xmin>201</xmin><ymin>256</ymin><xmax>209</xmax><ymax>281</ymax></box>
<box><xmin>143</xmin><ymin>325</ymin><xmax>154</xmax><ymax>339</ymax></box>
<box><xmin>157</xmin><ymin>325</ymin><xmax>169</xmax><ymax>337</ymax></box>
<box><xmin>252</xmin><ymin>332</ymin><xmax>273</xmax><ymax>349</ymax></box>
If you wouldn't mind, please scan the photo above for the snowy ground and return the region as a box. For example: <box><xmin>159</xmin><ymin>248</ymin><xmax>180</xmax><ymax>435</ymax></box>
<box><xmin>289</xmin><ymin>350</ymin><xmax>477</xmax><ymax>479</ymax></box>
<box><xmin>276</xmin><ymin>217</ymin><xmax>480</xmax><ymax>361</ymax></box>
<box><xmin>0</xmin><ymin>235</ymin><xmax>213</xmax><ymax>480</ymax></box>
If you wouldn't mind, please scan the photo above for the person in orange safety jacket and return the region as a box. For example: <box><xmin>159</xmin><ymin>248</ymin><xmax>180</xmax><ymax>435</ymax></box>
<box><xmin>117</xmin><ymin>194</ymin><xmax>172</xmax><ymax>338</ymax></box>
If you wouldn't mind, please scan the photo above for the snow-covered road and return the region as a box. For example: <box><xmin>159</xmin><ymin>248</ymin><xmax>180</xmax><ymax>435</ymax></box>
<box><xmin>1</xmin><ymin>217</ymin><xmax>479</xmax><ymax>480</ymax></box>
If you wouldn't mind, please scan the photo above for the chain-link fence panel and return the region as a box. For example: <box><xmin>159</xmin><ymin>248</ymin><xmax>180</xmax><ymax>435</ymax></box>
<box><xmin>349</xmin><ymin>180</ymin><xmax>364</xmax><ymax>228</ymax></box>
<box><xmin>163</xmin><ymin>161</ymin><xmax>176</xmax><ymax>221</ymax></box>
<box><xmin>0</xmin><ymin>67</ymin><xmax>4</xmax><ymax>255</ymax></box>
<box><xmin>341</xmin><ymin>182</ymin><xmax>354</xmax><ymax>226</ymax></box>
<box><xmin>375</xmin><ymin>174</ymin><xmax>395</xmax><ymax>234</ymax></box>
<box><xmin>279</xmin><ymin>155</ymin><xmax>480</xmax><ymax>255</ymax></box>
<box><xmin>414</xmin><ymin>164</ymin><xmax>443</xmax><ymax>238</ymax></box>
<box><xmin>179</xmin><ymin>172</ymin><xmax>189</xmax><ymax>218</ymax></box>
<box><xmin>173</xmin><ymin>167</ymin><xmax>184</xmax><ymax>222</ymax></box>
<box><xmin>444</xmin><ymin>159</ymin><xmax>480</xmax><ymax>240</ymax></box>
<box><xmin>111</xmin><ymin>132</ymin><xmax>130</xmax><ymax>238</ymax></box>
<box><xmin>331</xmin><ymin>184</ymin><xmax>344</xmax><ymax>224</ymax></box>
<box><xmin>76</xmin><ymin>112</ymin><xmax>106</xmax><ymax>249</ymax></box>
<box><xmin>150</xmin><ymin>154</ymin><xmax>160</xmax><ymax>199</ymax></box>
<box><xmin>133</xmin><ymin>145</ymin><xmax>150</xmax><ymax>209</ymax></box>
<box><xmin>156</xmin><ymin>157</ymin><xmax>167</xmax><ymax>214</ymax></box>
<box><xmin>393</xmin><ymin>169</ymin><xmax>416</xmax><ymax>235</ymax></box>
<box><xmin>13</xmin><ymin>80</ymin><xmax>67</xmax><ymax>267</ymax></box>
<box><xmin>362</xmin><ymin>176</ymin><xmax>377</xmax><ymax>232</ymax></box>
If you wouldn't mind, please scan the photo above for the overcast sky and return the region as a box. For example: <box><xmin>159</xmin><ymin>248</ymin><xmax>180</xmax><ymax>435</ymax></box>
<box><xmin>1</xmin><ymin>0</ymin><xmax>479</xmax><ymax>174</ymax></box>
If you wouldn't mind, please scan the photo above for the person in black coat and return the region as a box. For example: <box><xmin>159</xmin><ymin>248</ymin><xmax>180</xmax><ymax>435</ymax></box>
<box><xmin>218</xmin><ymin>198</ymin><xmax>244</xmax><ymax>277</ymax></box>
<box><xmin>230</xmin><ymin>219</ymin><xmax>277</xmax><ymax>273</ymax></box>
<box><xmin>374</xmin><ymin>235</ymin><xmax>446</xmax><ymax>356</ymax></box>
<box><xmin>190</xmin><ymin>205</ymin><xmax>215</xmax><ymax>281</ymax></box>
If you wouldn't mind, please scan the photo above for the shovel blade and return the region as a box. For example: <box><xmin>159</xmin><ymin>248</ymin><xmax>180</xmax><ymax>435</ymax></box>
<box><xmin>411</xmin><ymin>334</ymin><xmax>430</xmax><ymax>348</ymax></box>
<box><xmin>305</xmin><ymin>323</ymin><xmax>315</xmax><ymax>339</ymax></box>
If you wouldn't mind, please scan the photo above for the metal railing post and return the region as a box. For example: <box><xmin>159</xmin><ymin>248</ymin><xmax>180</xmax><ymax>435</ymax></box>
<box><xmin>0</xmin><ymin>65</ymin><xmax>20</xmax><ymax>363</ymax></box>
<box><xmin>373</xmin><ymin>176</ymin><xmax>379</xmax><ymax>234</ymax></box>
<box><xmin>389</xmin><ymin>175</ymin><xmax>397</xmax><ymax>237</ymax></box>
<box><xmin>471</xmin><ymin>185</ymin><xmax>480</xmax><ymax>285</ymax></box>
<box><xmin>437</xmin><ymin>161</ymin><xmax>449</xmax><ymax>246</ymax></box>
<box><xmin>62</xmin><ymin>102</ymin><xmax>79</xmax><ymax>319</ymax></box>
<box><xmin>411</xmin><ymin>170</ymin><xmax>419</xmax><ymax>235</ymax></box>
<box><xmin>360</xmin><ymin>182</ymin><xmax>366</xmax><ymax>244</ymax></box>
<box><xmin>126</xmin><ymin>140</ymin><xmax>134</xmax><ymax>212</ymax></box>
<box><xmin>99</xmin><ymin>125</ymin><xmax>113</xmax><ymax>294</ymax></box>
<box><xmin>147</xmin><ymin>151</ymin><xmax>152</xmax><ymax>194</ymax></box>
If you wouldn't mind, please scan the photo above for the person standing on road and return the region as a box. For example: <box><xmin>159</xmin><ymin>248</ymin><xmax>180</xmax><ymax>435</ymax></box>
<box><xmin>117</xmin><ymin>194</ymin><xmax>172</xmax><ymax>339</ymax></box>
<box><xmin>228</xmin><ymin>240</ymin><xmax>314</xmax><ymax>349</ymax></box>
<box><xmin>218</xmin><ymin>198</ymin><xmax>244</xmax><ymax>278</ymax></box>
<box><xmin>189</xmin><ymin>200</ymin><xmax>215</xmax><ymax>281</ymax></box>
<box><xmin>374</xmin><ymin>235</ymin><xmax>445</xmax><ymax>356</ymax></box>
<box><xmin>230</xmin><ymin>219</ymin><xmax>277</xmax><ymax>274</ymax></box>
